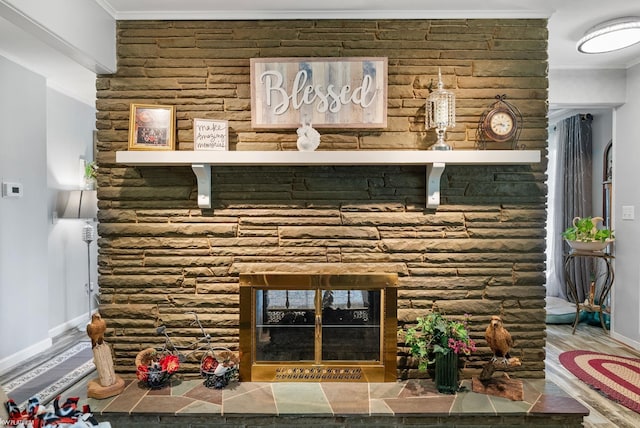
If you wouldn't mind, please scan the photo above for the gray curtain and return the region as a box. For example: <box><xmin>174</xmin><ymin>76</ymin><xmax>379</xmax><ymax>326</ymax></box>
<box><xmin>545</xmin><ymin>124</ymin><xmax>565</xmax><ymax>298</ymax></box>
<box><xmin>560</xmin><ymin>114</ymin><xmax>593</xmax><ymax>302</ymax></box>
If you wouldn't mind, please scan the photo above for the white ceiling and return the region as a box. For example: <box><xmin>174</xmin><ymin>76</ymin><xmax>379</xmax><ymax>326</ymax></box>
<box><xmin>2</xmin><ymin>0</ymin><xmax>640</xmax><ymax>105</ymax></box>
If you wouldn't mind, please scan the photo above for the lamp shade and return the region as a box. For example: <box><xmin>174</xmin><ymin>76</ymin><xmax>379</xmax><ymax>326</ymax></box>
<box><xmin>59</xmin><ymin>190</ymin><xmax>98</xmax><ymax>220</ymax></box>
<box><xmin>577</xmin><ymin>17</ymin><xmax>640</xmax><ymax>53</ymax></box>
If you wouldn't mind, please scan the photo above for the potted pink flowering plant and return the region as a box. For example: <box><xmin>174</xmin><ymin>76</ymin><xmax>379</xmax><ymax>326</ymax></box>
<box><xmin>403</xmin><ymin>312</ymin><xmax>476</xmax><ymax>393</ymax></box>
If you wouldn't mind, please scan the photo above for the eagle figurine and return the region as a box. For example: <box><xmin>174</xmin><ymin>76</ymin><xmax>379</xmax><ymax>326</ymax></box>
<box><xmin>485</xmin><ymin>315</ymin><xmax>513</xmax><ymax>364</ymax></box>
<box><xmin>87</xmin><ymin>313</ymin><xmax>107</xmax><ymax>348</ymax></box>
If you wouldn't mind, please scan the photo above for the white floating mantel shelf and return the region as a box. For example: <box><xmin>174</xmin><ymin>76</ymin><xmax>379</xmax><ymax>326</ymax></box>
<box><xmin>116</xmin><ymin>150</ymin><xmax>541</xmax><ymax>209</ymax></box>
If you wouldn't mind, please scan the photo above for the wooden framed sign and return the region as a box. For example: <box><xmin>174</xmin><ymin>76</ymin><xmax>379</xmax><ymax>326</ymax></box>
<box><xmin>193</xmin><ymin>118</ymin><xmax>228</xmax><ymax>151</ymax></box>
<box><xmin>250</xmin><ymin>57</ymin><xmax>387</xmax><ymax>129</ymax></box>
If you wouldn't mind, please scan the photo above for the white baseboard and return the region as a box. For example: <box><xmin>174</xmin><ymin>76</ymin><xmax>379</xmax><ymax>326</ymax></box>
<box><xmin>0</xmin><ymin>313</ymin><xmax>90</xmax><ymax>377</ymax></box>
<box><xmin>0</xmin><ymin>337</ymin><xmax>52</xmax><ymax>376</ymax></box>
<box><xmin>610</xmin><ymin>330</ymin><xmax>640</xmax><ymax>351</ymax></box>
<box><xmin>49</xmin><ymin>312</ymin><xmax>90</xmax><ymax>338</ymax></box>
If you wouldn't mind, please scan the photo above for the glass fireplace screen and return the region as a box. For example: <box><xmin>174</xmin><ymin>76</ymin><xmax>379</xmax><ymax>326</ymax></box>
<box><xmin>239</xmin><ymin>273</ymin><xmax>398</xmax><ymax>382</ymax></box>
<box><xmin>255</xmin><ymin>288</ymin><xmax>381</xmax><ymax>362</ymax></box>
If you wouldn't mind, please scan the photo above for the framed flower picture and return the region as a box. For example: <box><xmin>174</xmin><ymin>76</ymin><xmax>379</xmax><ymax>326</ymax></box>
<box><xmin>128</xmin><ymin>104</ymin><xmax>176</xmax><ymax>150</ymax></box>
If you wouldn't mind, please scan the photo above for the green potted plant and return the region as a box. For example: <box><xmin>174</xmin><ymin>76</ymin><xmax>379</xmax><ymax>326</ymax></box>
<box><xmin>561</xmin><ymin>216</ymin><xmax>614</xmax><ymax>252</ymax></box>
<box><xmin>401</xmin><ymin>312</ymin><xmax>476</xmax><ymax>394</ymax></box>
<box><xmin>84</xmin><ymin>160</ymin><xmax>98</xmax><ymax>189</ymax></box>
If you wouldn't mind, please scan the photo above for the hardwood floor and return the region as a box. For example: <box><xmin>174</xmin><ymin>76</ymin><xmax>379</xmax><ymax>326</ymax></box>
<box><xmin>546</xmin><ymin>323</ymin><xmax>640</xmax><ymax>427</ymax></box>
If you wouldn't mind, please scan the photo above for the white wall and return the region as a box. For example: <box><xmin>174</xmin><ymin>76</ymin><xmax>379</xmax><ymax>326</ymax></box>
<box><xmin>611</xmin><ymin>64</ymin><xmax>640</xmax><ymax>349</ymax></box>
<box><xmin>549</xmin><ymin>69</ymin><xmax>626</xmax><ymax>108</ymax></box>
<box><xmin>0</xmin><ymin>57</ymin><xmax>97</xmax><ymax>373</ymax></box>
<box><xmin>0</xmin><ymin>0</ymin><xmax>104</xmax><ymax>374</ymax></box>
<box><xmin>0</xmin><ymin>56</ymin><xmax>50</xmax><ymax>365</ymax></box>
<box><xmin>47</xmin><ymin>88</ymin><xmax>97</xmax><ymax>335</ymax></box>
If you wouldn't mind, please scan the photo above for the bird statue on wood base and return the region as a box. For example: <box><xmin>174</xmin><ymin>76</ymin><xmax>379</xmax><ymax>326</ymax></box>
<box><xmin>86</xmin><ymin>313</ymin><xmax>107</xmax><ymax>348</ymax></box>
<box><xmin>485</xmin><ymin>315</ymin><xmax>513</xmax><ymax>365</ymax></box>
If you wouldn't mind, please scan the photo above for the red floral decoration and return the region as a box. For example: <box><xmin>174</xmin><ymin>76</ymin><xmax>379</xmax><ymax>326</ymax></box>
<box><xmin>160</xmin><ymin>354</ymin><xmax>180</xmax><ymax>374</ymax></box>
<box><xmin>136</xmin><ymin>364</ymin><xmax>149</xmax><ymax>381</ymax></box>
<box><xmin>201</xmin><ymin>355</ymin><xmax>219</xmax><ymax>374</ymax></box>
<box><xmin>135</xmin><ymin>351</ymin><xmax>180</xmax><ymax>387</ymax></box>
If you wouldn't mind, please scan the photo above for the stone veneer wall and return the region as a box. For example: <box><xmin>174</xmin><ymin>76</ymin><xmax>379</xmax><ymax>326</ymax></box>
<box><xmin>96</xmin><ymin>19</ymin><xmax>548</xmax><ymax>378</ymax></box>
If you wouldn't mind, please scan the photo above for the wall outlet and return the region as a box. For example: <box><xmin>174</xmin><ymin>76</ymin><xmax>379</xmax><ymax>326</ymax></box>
<box><xmin>622</xmin><ymin>205</ymin><xmax>635</xmax><ymax>220</ymax></box>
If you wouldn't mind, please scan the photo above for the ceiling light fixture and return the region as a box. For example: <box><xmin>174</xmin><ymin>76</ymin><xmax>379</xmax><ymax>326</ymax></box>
<box><xmin>577</xmin><ymin>17</ymin><xmax>640</xmax><ymax>54</ymax></box>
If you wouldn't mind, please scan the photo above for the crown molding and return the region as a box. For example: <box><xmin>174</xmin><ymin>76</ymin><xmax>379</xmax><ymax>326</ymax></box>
<box><xmin>105</xmin><ymin>9</ymin><xmax>554</xmax><ymax>21</ymax></box>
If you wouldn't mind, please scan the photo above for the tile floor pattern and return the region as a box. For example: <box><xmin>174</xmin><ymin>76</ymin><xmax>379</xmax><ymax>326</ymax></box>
<box><xmin>87</xmin><ymin>377</ymin><xmax>589</xmax><ymax>419</ymax></box>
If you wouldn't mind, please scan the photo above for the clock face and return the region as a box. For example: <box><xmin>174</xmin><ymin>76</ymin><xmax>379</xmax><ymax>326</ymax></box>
<box><xmin>490</xmin><ymin>112</ymin><xmax>513</xmax><ymax>134</ymax></box>
<box><xmin>484</xmin><ymin>108</ymin><xmax>517</xmax><ymax>142</ymax></box>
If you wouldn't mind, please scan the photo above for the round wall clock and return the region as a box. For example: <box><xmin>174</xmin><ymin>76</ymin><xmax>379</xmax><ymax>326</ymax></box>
<box><xmin>476</xmin><ymin>95</ymin><xmax>523</xmax><ymax>149</ymax></box>
<box><xmin>483</xmin><ymin>107</ymin><xmax>517</xmax><ymax>142</ymax></box>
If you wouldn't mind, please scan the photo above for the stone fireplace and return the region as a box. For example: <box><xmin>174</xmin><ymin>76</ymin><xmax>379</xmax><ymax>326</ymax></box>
<box><xmin>96</xmin><ymin>18</ymin><xmax>548</xmax><ymax>380</ymax></box>
<box><xmin>239</xmin><ymin>273</ymin><xmax>398</xmax><ymax>382</ymax></box>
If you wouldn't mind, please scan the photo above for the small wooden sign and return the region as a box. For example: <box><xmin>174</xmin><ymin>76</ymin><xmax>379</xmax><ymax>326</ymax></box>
<box><xmin>193</xmin><ymin>118</ymin><xmax>228</xmax><ymax>151</ymax></box>
<box><xmin>251</xmin><ymin>57</ymin><xmax>387</xmax><ymax>129</ymax></box>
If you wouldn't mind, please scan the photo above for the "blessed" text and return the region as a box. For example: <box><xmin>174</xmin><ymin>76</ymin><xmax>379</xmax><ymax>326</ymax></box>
<box><xmin>260</xmin><ymin>69</ymin><xmax>378</xmax><ymax>115</ymax></box>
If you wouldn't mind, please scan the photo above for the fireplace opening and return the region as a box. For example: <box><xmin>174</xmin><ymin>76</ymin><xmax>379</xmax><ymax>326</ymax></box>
<box><xmin>239</xmin><ymin>273</ymin><xmax>398</xmax><ymax>382</ymax></box>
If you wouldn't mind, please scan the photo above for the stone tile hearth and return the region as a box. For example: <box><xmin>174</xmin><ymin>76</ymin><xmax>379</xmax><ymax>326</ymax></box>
<box><xmin>87</xmin><ymin>378</ymin><xmax>588</xmax><ymax>427</ymax></box>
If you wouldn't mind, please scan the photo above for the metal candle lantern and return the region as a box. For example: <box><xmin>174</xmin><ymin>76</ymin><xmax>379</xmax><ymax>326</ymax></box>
<box><xmin>426</xmin><ymin>68</ymin><xmax>456</xmax><ymax>151</ymax></box>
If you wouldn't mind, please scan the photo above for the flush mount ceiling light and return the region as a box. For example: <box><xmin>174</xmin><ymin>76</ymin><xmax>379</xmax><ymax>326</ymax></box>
<box><xmin>577</xmin><ymin>17</ymin><xmax>640</xmax><ymax>54</ymax></box>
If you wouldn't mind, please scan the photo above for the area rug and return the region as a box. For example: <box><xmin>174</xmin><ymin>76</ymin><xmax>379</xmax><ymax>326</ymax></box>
<box><xmin>2</xmin><ymin>341</ymin><xmax>95</xmax><ymax>409</ymax></box>
<box><xmin>559</xmin><ymin>350</ymin><xmax>640</xmax><ymax>414</ymax></box>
